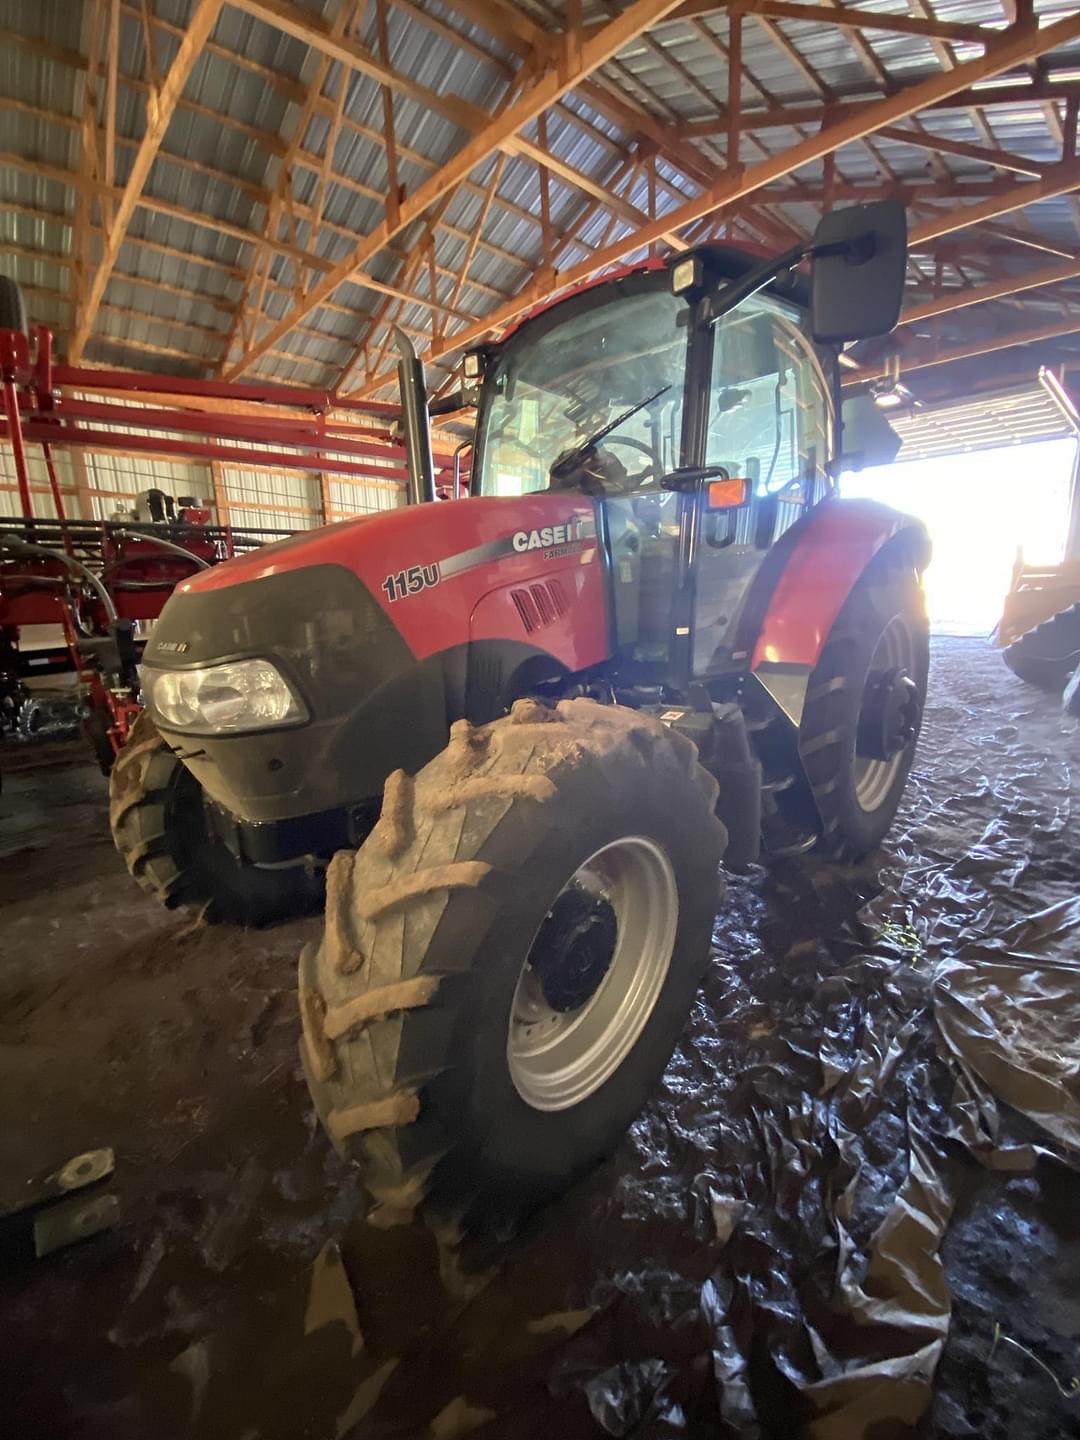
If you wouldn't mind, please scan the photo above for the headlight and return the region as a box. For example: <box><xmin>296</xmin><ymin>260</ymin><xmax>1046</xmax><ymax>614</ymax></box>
<box><xmin>147</xmin><ymin>659</ymin><xmax>306</xmax><ymax>733</ymax></box>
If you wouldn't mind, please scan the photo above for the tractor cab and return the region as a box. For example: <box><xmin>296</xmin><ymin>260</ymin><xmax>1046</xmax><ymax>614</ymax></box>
<box><xmin>461</xmin><ymin>200</ymin><xmax>908</xmax><ymax>696</ymax></box>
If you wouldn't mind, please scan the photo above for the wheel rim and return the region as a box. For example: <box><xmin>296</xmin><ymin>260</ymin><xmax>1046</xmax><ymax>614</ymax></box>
<box><xmin>507</xmin><ymin>836</ymin><xmax>679</xmax><ymax>1112</ymax></box>
<box><xmin>853</xmin><ymin>615</ymin><xmax>917</xmax><ymax>813</ymax></box>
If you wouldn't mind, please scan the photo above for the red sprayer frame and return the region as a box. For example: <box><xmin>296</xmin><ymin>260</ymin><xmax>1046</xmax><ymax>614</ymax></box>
<box><xmin>1</xmin><ymin>321</ymin><xmax>466</xmax><ymax>764</ymax></box>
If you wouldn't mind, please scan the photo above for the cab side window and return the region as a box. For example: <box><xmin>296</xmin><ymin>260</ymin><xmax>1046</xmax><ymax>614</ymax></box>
<box><xmin>705</xmin><ymin>296</ymin><xmax>831</xmax><ymax>550</ymax></box>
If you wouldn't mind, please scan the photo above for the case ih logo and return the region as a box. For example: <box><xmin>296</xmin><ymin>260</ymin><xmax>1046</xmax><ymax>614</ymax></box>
<box><xmin>511</xmin><ymin>517</ymin><xmax>590</xmax><ymax>553</ymax></box>
<box><xmin>380</xmin><ymin>514</ymin><xmax>596</xmax><ymax>603</ymax></box>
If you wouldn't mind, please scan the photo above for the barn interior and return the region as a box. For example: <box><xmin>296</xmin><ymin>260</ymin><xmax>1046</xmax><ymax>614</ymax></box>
<box><xmin>4</xmin><ymin>3</ymin><xmax>1080</xmax><ymax>1437</ymax></box>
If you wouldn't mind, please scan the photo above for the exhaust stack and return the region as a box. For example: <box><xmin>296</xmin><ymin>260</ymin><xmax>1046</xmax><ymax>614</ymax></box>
<box><xmin>393</xmin><ymin>327</ymin><xmax>437</xmax><ymax>506</ymax></box>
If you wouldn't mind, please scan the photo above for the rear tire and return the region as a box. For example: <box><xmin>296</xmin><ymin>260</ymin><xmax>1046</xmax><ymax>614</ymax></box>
<box><xmin>299</xmin><ymin>698</ymin><xmax>727</xmax><ymax>1238</ymax></box>
<box><xmin>1002</xmin><ymin>602</ymin><xmax>1080</xmax><ymax>691</ymax></box>
<box><xmin>110</xmin><ymin>711</ymin><xmax>322</xmax><ymax>925</ymax></box>
<box><xmin>800</xmin><ymin>556</ymin><xmax>929</xmax><ymax>860</ymax></box>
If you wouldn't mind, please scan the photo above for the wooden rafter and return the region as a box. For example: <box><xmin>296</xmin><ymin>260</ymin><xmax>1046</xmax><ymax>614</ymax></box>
<box><xmin>229</xmin><ymin>0</ymin><xmax>487</xmax><ymax>131</ymax></box>
<box><xmin>224</xmin><ymin>0</ymin><xmax>689</xmax><ymax>380</ymax></box>
<box><xmin>7</xmin><ymin>0</ymin><xmax>1080</xmax><ymax>410</ymax></box>
<box><xmin>347</xmin><ymin>7</ymin><xmax>1080</xmax><ymax>398</ymax></box>
<box><xmin>911</xmin><ymin>159</ymin><xmax>1080</xmax><ymax>244</ymax></box>
<box><xmin>219</xmin><ymin>1</ymin><xmax>357</xmax><ymax>373</ymax></box>
<box><xmin>68</xmin><ymin>0</ymin><xmax>224</xmax><ymax>362</ymax></box>
<box><xmin>678</xmin><ymin>79</ymin><xmax>1080</xmax><ymax>139</ymax></box>
<box><xmin>902</xmin><ymin>257</ymin><xmax>1080</xmax><ymax>324</ymax></box>
<box><xmin>71</xmin><ymin>1</ymin><xmax>104</xmax><ymax>327</ymax></box>
<box><xmin>670</xmin><ymin>0</ymin><xmax>1000</xmax><ymax>45</ymax></box>
<box><xmin>849</xmin><ymin>315</ymin><xmax>1080</xmax><ymax>382</ymax></box>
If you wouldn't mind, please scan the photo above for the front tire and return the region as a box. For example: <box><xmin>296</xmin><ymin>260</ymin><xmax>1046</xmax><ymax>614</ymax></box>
<box><xmin>299</xmin><ymin>698</ymin><xmax>727</xmax><ymax>1237</ymax></box>
<box><xmin>799</xmin><ymin>555</ymin><xmax>929</xmax><ymax>860</ymax></box>
<box><xmin>110</xmin><ymin>711</ymin><xmax>322</xmax><ymax>925</ymax></box>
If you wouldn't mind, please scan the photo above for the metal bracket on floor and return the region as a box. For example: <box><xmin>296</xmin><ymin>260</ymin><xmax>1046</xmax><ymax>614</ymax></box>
<box><xmin>0</xmin><ymin>1147</ymin><xmax>119</xmax><ymax>1262</ymax></box>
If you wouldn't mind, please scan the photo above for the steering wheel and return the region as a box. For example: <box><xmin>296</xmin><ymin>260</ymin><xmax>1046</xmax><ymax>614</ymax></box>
<box><xmin>600</xmin><ymin>435</ymin><xmax>663</xmax><ymax>488</ymax></box>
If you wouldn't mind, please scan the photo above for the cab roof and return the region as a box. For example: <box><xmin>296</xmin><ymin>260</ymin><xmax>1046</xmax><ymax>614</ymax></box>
<box><xmin>496</xmin><ymin>244</ymin><xmax>811</xmax><ymax>349</ymax></box>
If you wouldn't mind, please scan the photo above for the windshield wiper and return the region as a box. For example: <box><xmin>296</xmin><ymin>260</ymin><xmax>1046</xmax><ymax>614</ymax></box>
<box><xmin>549</xmin><ymin>384</ymin><xmax>671</xmax><ymax>483</ymax></box>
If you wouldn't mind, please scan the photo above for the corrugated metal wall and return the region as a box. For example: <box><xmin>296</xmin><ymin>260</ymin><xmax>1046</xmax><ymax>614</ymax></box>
<box><xmin>0</xmin><ymin>445</ymin><xmax>207</xmax><ymax>522</ymax></box>
<box><xmin>2</xmin><ymin>426</ymin><xmax>404</xmax><ymax>531</ymax></box>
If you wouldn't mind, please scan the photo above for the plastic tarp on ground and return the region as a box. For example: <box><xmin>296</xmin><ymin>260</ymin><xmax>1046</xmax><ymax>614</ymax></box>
<box><xmin>328</xmin><ymin>638</ymin><xmax>1080</xmax><ymax>1440</ymax></box>
<box><xmin>7</xmin><ymin>638</ymin><xmax>1080</xmax><ymax>1440</ymax></box>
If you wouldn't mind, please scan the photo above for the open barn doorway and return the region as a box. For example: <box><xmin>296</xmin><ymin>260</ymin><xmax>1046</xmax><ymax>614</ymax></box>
<box><xmin>842</xmin><ymin>391</ymin><xmax>1078</xmax><ymax>635</ymax></box>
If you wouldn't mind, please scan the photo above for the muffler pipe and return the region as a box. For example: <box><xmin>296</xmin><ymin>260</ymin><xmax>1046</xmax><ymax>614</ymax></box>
<box><xmin>393</xmin><ymin>327</ymin><xmax>436</xmax><ymax>506</ymax></box>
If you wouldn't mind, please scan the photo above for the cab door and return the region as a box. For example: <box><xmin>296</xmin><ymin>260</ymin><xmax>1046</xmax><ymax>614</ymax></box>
<box><xmin>691</xmin><ymin>294</ymin><xmax>832</xmax><ymax>677</ymax></box>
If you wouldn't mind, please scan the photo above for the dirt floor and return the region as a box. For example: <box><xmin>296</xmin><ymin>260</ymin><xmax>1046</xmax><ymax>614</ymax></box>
<box><xmin>2</xmin><ymin>636</ymin><xmax>1080</xmax><ymax>1439</ymax></box>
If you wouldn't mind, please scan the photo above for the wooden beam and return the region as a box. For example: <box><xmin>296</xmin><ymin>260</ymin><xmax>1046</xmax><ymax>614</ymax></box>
<box><xmin>1066</xmin><ymin>94</ymin><xmax>1079</xmax><ymax>163</ymax></box>
<box><xmin>911</xmin><ymin>158</ymin><xmax>1080</xmax><ymax>244</ymax></box>
<box><xmin>671</xmin><ymin>0</ymin><xmax>1000</xmax><ymax>44</ymax></box>
<box><xmin>976</xmin><ymin>220</ymin><xmax>1077</xmax><ymax>260</ymax></box>
<box><xmin>390</xmin><ymin>0</ymin><xmax>512</xmax><ymax>75</ymax></box>
<box><xmin>336</xmin><ymin>196</ymin><xmax>456</xmax><ymax>392</ymax></box>
<box><xmin>756</xmin><ymin>12</ymin><xmax>831</xmax><ymax>101</ymax></box>
<box><xmin>104</xmin><ymin>0</ymin><xmax>119</xmax><ymax>196</ymax></box>
<box><xmin>508</xmin><ymin>134</ymin><xmax>651</xmax><ymax>228</ymax></box>
<box><xmin>876</xmin><ymin>124</ymin><xmax>1048</xmax><ymax>178</ymax></box>
<box><xmin>728</xmin><ymin>11</ymin><xmax>742</xmax><ymax>169</ymax></box>
<box><xmin>377</xmin><ymin>7</ymin><xmax>1080</xmax><ymax>381</ymax></box>
<box><xmin>374</xmin><ymin>0</ymin><xmax>401</xmax><ymax>230</ymax></box>
<box><xmin>902</xmin><ymin>256</ymin><xmax>1080</xmax><ymax>323</ymax></box>
<box><xmin>220</xmin><ymin>2</ymin><xmax>353</xmax><ymax>373</ymax></box>
<box><xmin>224</xmin><ymin>0</ymin><xmax>688</xmax><ymax>379</ymax></box>
<box><xmin>850</xmin><ymin>315</ymin><xmax>1080</xmax><ymax>380</ymax></box>
<box><xmin>72</xmin><ymin>1</ymin><xmax>103</xmax><ymax>332</ymax></box>
<box><xmin>69</xmin><ymin>0</ymin><xmax>224</xmax><ymax>362</ymax></box>
<box><xmin>679</xmin><ymin>78</ymin><xmax>1080</xmax><ymax>138</ymax></box>
<box><xmin>228</xmin><ymin>0</ymin><xmax>485</xmax><ymax>131</ymax></box>
<box><xmin>536</xmin><ymin>114</ymin><xmax>554</xmax><ymax>268</ymax></box>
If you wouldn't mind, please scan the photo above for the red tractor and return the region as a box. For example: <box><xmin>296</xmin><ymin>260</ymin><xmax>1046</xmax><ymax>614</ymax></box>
<box><xmin>111</xmin><ymin>203</ymin><xmax>928</xmax><ymax>1233</ymax></box>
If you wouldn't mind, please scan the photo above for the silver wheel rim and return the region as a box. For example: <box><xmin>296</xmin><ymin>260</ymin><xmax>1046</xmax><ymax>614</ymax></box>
<box><xmin>507</xmin><ymin>836</ymin><xmax>679</xmax><ymax>1112</ymax></box>
<box><xmin>853</xmin><ymin>615</ymin><xmax>915</xmax><ymax>813</ymax></box>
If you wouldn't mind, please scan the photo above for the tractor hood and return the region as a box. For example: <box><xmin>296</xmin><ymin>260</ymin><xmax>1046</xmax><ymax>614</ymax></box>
<box><xmin>172</xmin><ymin>511</ymin><xmax>385</xmax><ymax>597</ymax></box>
<box><xmin>165</xmin><ymin>491</ymin><xmax>606</xmax><ymax>669</ymax></box>
<box><xmin>141</xmin><ymin>491</ymin><xmax>609</xmax><ymax>829</ymax></box>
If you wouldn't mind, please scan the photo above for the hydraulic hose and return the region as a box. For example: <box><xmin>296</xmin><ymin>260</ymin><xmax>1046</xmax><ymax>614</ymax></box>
<box><xmin>0</xmin><ymin>533</ymin><xmax>117</xmax><ymax>623</ymax></box>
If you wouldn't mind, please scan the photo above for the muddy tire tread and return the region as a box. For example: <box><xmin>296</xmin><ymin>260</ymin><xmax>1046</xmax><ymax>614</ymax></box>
<box><xmin>110</xmin><ymin>711</ymin><xmax>320</xmax><ymax>924</ymax></box>
<box><xmin>799</xmin><ymin>558</ymin><xmax>928</xmax><ymax>862</ymax></box>
<box><xmin>299</xmin><ymin>697</ymin><xmax>726</xmax><ymax>1231</ymax></box>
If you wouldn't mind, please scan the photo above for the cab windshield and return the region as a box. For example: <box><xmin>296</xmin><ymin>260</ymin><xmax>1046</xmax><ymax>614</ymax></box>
<box><xmin>476</xmin><ymin>282</ymin><xmax>689</xmax><ymax>497</ymax></box>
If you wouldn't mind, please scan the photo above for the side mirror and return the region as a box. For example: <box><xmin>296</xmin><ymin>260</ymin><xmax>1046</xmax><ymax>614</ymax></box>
<box><xmin>840</xmin><ymin>393</ymin><xmax>902</xmax><ymax>472</ymax></box>
<box><xmin>811</xmin><ymin>200</ymin><xmax>907</xmax><ymax>345</ymax></box>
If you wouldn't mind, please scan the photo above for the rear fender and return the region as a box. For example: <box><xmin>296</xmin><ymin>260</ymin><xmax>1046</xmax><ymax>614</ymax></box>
<box><xmin>745</xmin><ymin>497</ymin><xmax>929</xmax><ymax>727</ymax></box>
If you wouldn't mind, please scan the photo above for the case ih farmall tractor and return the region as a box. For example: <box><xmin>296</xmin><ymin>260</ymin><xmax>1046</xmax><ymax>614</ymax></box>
<box><xmin>111</xmin><ymin>202</ymin><xmax>928</xmax><ymax>1233</ymax></box>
